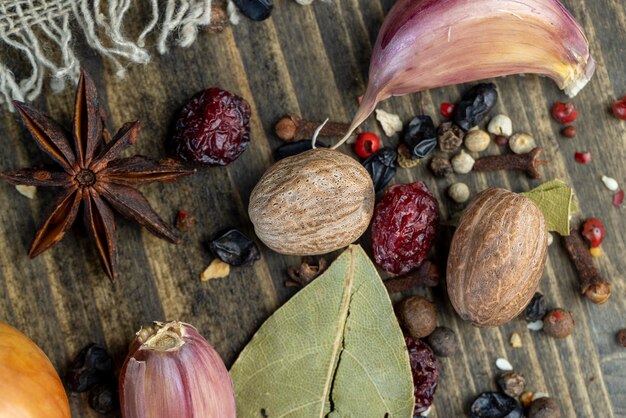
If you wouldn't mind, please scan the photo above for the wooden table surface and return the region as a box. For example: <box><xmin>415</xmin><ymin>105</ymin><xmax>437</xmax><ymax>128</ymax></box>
<box><xmin>0</xmin><ymin>1</ymin><xmax>624</xmax><ymax>417</ymax></box>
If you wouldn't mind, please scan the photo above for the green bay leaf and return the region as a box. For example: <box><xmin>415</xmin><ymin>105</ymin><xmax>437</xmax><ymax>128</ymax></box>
<box><xmin>230</xmin><ymin>245</ymin><xmax>414</xmax><ymax>418</ymax></box>
<box><xmin>521</xmin><ymin>179</ymin><xmax>575</xmax><ymax>236</ymax></box>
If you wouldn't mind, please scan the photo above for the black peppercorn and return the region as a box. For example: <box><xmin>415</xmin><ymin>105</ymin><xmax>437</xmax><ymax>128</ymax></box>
<box><xmin>403</xmin><ymin>116</ymin><xmax>438</xmax><ymax>159</ymax></box>
<box><xmin>209</xmin><ymin>229</ymin><xmax>261</xmax><ymax>267</ymax></box>
<box><xmin>453</xmin><ymin>83</ymin><xmax>499</xmax><ymax>131</ymax></box>
<box><xmin>470</xmin><ymin>392</ymin><xmax>523</xmax><ymax>418</ymax></box>
<box><xmin>67</xmin><ymin>344</ymin><xmax>114</xmax><ymax>393</ymax></box>
<box><xmin>523</xmin><ymin>292</ymin><xmax>548</xmax><ymax>322</ymax></box>
<box><xmin>88</xmin><ymin>382</ymin><xmax>119</xmax><ymax>414</ymax></box>
<box><xmin>426</xmin><ymin>326</ymin><xmax>459</xmax><ymax>357</ymax></box>
<box><xmin>362</xmin><ymin>148</ymin><xmax>397</xmax><ymax>193</ymax></box>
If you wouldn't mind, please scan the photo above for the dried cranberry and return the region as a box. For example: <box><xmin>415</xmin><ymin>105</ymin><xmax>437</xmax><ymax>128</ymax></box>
<box><xmin>403</xmin><ymin>116</ymin><xmax>437</xmax><ymax>159</ymax></box>
<box><xmin>172</xmin><ymin>88</ymin><xmax>251</xmax><ymax>166</ymax></box>
<box><xmin>453</xmin><ymin>83</ymin><xmax>498</xmax><ymax>131</ymax></box>
<box><xmin>581</xmin><ymin>218</ymin><xmax>605</xmax><ymax>248</ymax></box>
<box><xmin>470</xmin><ymin>392</ymin><xmax>523</xmax><ymax>418</ymax></box>
<box><xmin>67</xmin><ymin>344</ymin><xmax>113</xmax><ymax>393</ymax></box>
<box><xmin>406</xmin><ymin>336</ymin><xmax>438</xmax><ymax>414</ymax></box>
<box><xmin>613</xmin><ymin>96</ymin><xmax>626</xmax><ymax>120</ymax></box>
<box><xmin>574</xmin><ymin>151</ymin><xmax>591</xmax><ymax>164</ymax></box>
<box><xmin>551</xmin><ymin>101</ymin><xmax>579</xmax><ymax>124</ymax></box>
<box><xmin>371</xmin><ymin>182</ymin><xmax>439</xmax><ymax>275</ymax></box>
<box><xmin>613</xmin><ymin>190</ymin><xmax>625</xmax><ymax>207</ymax></box>
<box><xmin>440</xmin><ymin>102</ymin><xmax>455</xmax><ymax>119</ymax></box>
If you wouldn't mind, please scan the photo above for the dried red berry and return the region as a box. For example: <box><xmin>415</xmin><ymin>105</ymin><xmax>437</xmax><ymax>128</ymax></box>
<box><xmin>613</xmin><ymin>190</ymin><xmax>624</xmax><ymax>207</ymax></box>
<box><xmin>581</xmin><ymin>218</ymin><xmax>605</xmax><ymax>248</ymax></box>
<box><xmin>354</xmin><ymin>132</ymin><xmax>380</xmax><ymax>159</ymax></box>
<box><xmin>172</xmin><ymin>88</ymin><xmax>251</xmax><ymax>166</ymax></box>
<box><xmin>371</xmin><ymin>182</ymin><xmax>440</xmax><ymax>275</ymax></box>
<box><xmin>440</xmin><ymin>102</ymin><xmax>455</xmax><ymax>119</ymax></box>
<box><xmin>574</xmin><ymin>151</ymin><xmax>591</xmax><ymax>164</ymax></box>
<box><xmin>612</xmin><ymin>96</ymin><xmax>626</xmax><ymax>120</ymax></box>
<box><xmin>406</xmin><ymin>336</ymin><xmax>439</xmax><ymax>414</ymax></box>
<box><xmin>551</xmin><ymin>101</ymin><xmax>579</xmax><ymax>124</ymax></box>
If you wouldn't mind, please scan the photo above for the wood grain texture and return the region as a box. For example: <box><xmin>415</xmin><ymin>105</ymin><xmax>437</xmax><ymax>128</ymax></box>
<box><xmin>0</xmin><ymin>0</ymin><xmax>624</xmax><ymax>417</ymax></box>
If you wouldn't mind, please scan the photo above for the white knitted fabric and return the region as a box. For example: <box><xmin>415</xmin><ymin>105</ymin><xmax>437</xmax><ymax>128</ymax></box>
<box><xmin>0</xmin><ymin>0</ymin><xmax>213</xmax><ymax>109</ymax></box>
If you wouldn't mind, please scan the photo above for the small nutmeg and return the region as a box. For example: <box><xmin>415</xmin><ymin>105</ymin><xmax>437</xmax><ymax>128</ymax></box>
<box><xmin>398</xmin><ymin>296</ymin><xmax>436</xmax><ymax>338</ymax></box>
<box><xmin>528</xmin><ymin>397</ymin><xmax>561</xmax><ymax>418</ymax></box>
<box><xmin>543</xmin><ymin>308</ymin><xmax>574</xmax><ymax>339</ymax></box>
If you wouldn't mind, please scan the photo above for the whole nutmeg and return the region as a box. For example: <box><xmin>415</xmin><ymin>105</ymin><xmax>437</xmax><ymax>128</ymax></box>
<box><xmin>497</xmin><ymin>371</ymin><xmax>526</xmax><ymax>398</ymax></box>
<box><xmin>528</xmin><ymin>397</ymin><xmax>561</xmax><ymax>418</ymax></box>
<box><xmin>464</xmin><ymin>128</ymin><xmax>490</xmax><ymax>152</ymax></box>
<box><xmin>249</xmin><ymin>149</ymin><xmax>374</xmax><ymax>255</ymax></box>
<box><xmin>426</xmin><ymin>326</ymin><xmax>459</xmax><ymax>357</ymax></box>
<box><xmin>543</xmin><ymin>308</ymin><xmax>574</xmax><ymax>339</ymax></box>
<box><xmin>398</xmin><ymin>296</ymin><xmax>436</xmax><ymax>338</ymax></box>
<box><xmin>447</xmin><ymin>188</ymin><xmax>548</xmax><ymax>327</ymax></box>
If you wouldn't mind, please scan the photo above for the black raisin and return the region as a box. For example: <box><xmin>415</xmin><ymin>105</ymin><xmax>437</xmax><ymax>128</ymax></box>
<box><xmin>67</xmin><ymin>344</ymin><xmax>113</xmax><ymax>393</ymax></box>
<box><xmin>470</xmin><ymin>392</ymin><xmax>523</xmax><ymax>418</ymax></box>
<box><xmin>233</xmin><ymin>0</ymin><xmax>273</xmax><ymax>21</ymax></box>
<box><xmin>209</xmin><ymin>229</ymin><xmax>261</xmax><ymax>266</ymax></box>
<box><xmin>362</xmin><ymin>148</ymin><xmax>397</xmax><ymax>193</ymax></box>
<box><xmin>453</xmin><ymin>83</ymin><xmax>498</xmax><ymax>131</ymax></box>
<box><xmin>403</xmin><ymin>116</ymin><xmax>437</xmax><ymax>159</ymax></box>
<box><xmin>523</xmin><ymin>292</ymin><xmax>547</xmax><ymax>322</ymax></box>
<box><xmin>275</xmin><ymin>140</ymin><xmax>329</xmax><ymax>160</ymax></box>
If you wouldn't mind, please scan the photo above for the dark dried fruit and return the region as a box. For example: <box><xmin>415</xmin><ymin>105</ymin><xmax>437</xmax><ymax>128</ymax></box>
<box><xmin>543</xmin><ymin>308</ymin><xmax>575</xmax><ymax>339</ymax></box>
<box><xmin>88</xmin><ymin>382</ymin><xmax>119</xmax><ymax>414</ymax></box>
<box><xmin>405</xmin><ymin>336</ymin><xmax>439</xmax><ymax>414</ymax></box>
<box><xmin>209</xmin><ymin>229</ymin><xmax>260</xmax><ymax>267</ymax></box>
<box><xmin>173</xmin><ymin>88</ymin><xmax>251</xmax><ymax>166</ymax></box>
<box><xmin>528</xmin><ymin>397</ymin><xmax>561</xmax><ymax>418</ymax></box>
<box><xmin>233</xmin><ymin>0</ymin><xmax>273</xmax><ymax>21</ymax></box>
<box><xmin>429</xmin><ymin>156</ymin><xmax>453</xmax><ymax>177</ymax></box>
<box><xmin>497</xmin><ymin>371</ymin><xmax>526</xmax><ymax>398</ymax></box>
<box><xmin>427</xmin><ymin>326</ymin><xmax>459</xmax><ymax>357</ymax></box>
<box><xmin>67</xmin><ymin>344</ymin><xmax>113</xmax><ymax>393</ymax></box>
<box><xmin>437</xmin><ymin>122</ymin><xmax>464</xmax><ymax>152</ymax></box>
<box><xmin>523</xmin><ymin>292</ymin><xmax>548</xmax><ymax>322</ymax></box>
<box><xmin>403</xmin><ymin>116</ymin><xmax>438</xmax><ymax>159</ymax></box>
<box><xmin>275</xmin><ymin>140</ymin><xmax>329</xmax><ymax>160</ymax></box>
<box><xmin>453</xmin><ymin>83</ymin><xmax>499</xmax><ymax>131</ymax></box>
<box><xmin>399</xmin><ymin>296</ymin><xmax>436</xmax><ymax>339</ymax></box>
<box><xmin>371</xmin><ymin>182</ymin><xmax>440</xmax><ymax>275</ymax></box>
<box><xmin>470</xmin><ymin>392</ymin><xmax>523</xmax><ymax>418</ymax></box>
<box><xmin>362</xmin><ymin>148</ymin><xmax>397</xmax><ymax>193</ymax></box>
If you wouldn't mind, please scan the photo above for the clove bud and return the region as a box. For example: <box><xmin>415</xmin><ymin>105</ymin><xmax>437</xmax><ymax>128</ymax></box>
<box><xmin>119</xmin><ymin>321</ymin><xmax>236</xmax><ymax>418</ymax></box>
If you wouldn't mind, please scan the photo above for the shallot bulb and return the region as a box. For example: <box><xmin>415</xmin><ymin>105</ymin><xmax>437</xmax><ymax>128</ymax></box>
<box><xmin>119</xmin><ymin>321</ymin><xmax>236</xmax><ymax>418</ymax></box>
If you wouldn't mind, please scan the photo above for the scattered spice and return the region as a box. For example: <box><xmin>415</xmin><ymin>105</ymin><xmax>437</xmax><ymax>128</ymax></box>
<box><xmin>617</xmin><ymin>329</ymin><xmax>626</xmax><ymax>348</ymax></box>
<box><xmin>561</xmin><ymin>125</ymin><xmax>576</xmax><ymax>138</ymax></box>
<box><xmin>495</xmin><ymin>358</ymin><xmax>514</xmax><ymax>371</ymax></box>
<box><xmin>464</xmin><ymin>128</ymin><xmax>490</xmax><ymax>152</ymax></box>
<box><xmin>498</xmin><ymin>371</ymin><xmax>526</xmax><ymax>398</ymax></box>
<box><xmin>453</xmin><ymin>83</ymin><xmax>498</xmax><ymax>131</ymax></box>
<box><xmin>437</xmin><ymin>121</ymin><xmax>464</xmax><ymax>152</ymax></box>
<box><xmin>523</xmin><ymin>292</ymin><xmax>548</xmax><ymax>322</ymax></box>
<box><xmin>275</xmin><ymin>139</ymin><xmax>329</xmax><ymax>159</ymax></box>
<box><xmin>574</xmin><ymin>151</ymin><xmax>591</xmax><ymax>164</ymax></box>
<box><xmin>429</xmin><ymin>156</ymin><xmax>453</xmax><ymax>177</ymax></box>
<box><xmin>495</xmin><ymin>135</ymin><xmax>509</xmax><ymax>146</ymax></box>
<box><xmin>406</xmin><ymin>337</ymin><xmax>439</xmax><ymax>414</ymax></box>
<box><xmin>383</xmin><ymin>261</ymin><xmax>440</xmax><ymax>293</ymax></box>
<box><xmin>612</xmin><ymin>95</ymin><xmax>626</xmax><ymax>120</ymax></box>
<box><xmin>15</xmin><ymin>184</ymin><xmax>36</xmax><ymax>199</ymax></box>
<box><xmin>613</xmin><ymin>190</ymin><xmax>625</xmax><ymax>207</ymax></box>
<box><xmin>285</xmin><ymin>257</ymin><xmax>328</xmax><ymax>288</ymax></box>
<box><xmin>201</xmin><ymin>259</ymin><xmax>231</xmax><ymax>281</ymax></box>
<box><xmin>88</xmin><ymin>382</ymin><xmax>119</xmax><ymax>414</ymax></box>
<box><xmin>562</xmin><ymin>227</ymin><xmax>611</xmax><ymax>304</ymax></box>
<box><xmin>527</xmin><ymin>320</ymin><xmax>544</xmax><ymax>331</ymax></box>
<box><xmin>397</xmin><ymin>144</ymin><xmax>422</xmax><ymax>169</ymax></box>
<box><xmin>354</xmin><ymin>132</ymin><xmax>381</xmax><ymax>159</ymax></box>
<box><xmin>551</xmin><ymin>101</ymin><xmax>578</xmax><ymax>124</ymax></box>
<box><xmin>375</xmin><ymin>109</ymin><xmax>403</xmax><ymax>136</ymax></box>
<box><xmin>487</xmin><ymin>114</ymin><xmax>513</xmax><ymax>137</ymax></box>
<box><xmin>426</xmin><ymin>326</ymin><xmax>459</xmax><ymax>357</ymax></box>
<box><xmin>0</xmin><ymin>69</ymin><xmax>194</xmax><ymax>281</ymax></box>
<box><xmin>581</xmin><ymin>218</ymin><xmax>605</xmax><ymax>248</ymax></box>
<box><xmin>448</xmin><ymin>182</ymin><xmax>470</xmax><ymax>203</ymax></box>
<box><xmin>509</xmin><ymin>133</ymin><xmax>536</xmax><ymax>154</ymax></box>
<box><xmin>509</xmin><ymin>332</ymin><xmax>523</xmax><ymax>348</ymax></box>
<box><xmin>175</xmin><ymin>210</ymin><xmax>197</xmax><ymax>232</ymax></box>
<box><xmin>209</xmin><ymin>229</ymin><xmax>260</xmax><ymax>267</ymax></box>
<box><xmin>404</xmin><ymin>116</ymin><xmax>438</xmax><ymax>158</ymax></box>
<box><xmin>470</xmin><ymin>392</ymin><xmax>522</xmax><ymax>418</ymax></box>
<box><xmin>67</xmin><ymin>344</ymin><xmax>114</xmax><ymax>393</ymax></box>
<box><xmin>543</xmin><ymin>308</ymin><xmax>575</xmax><ymax>339</ymax></box>
<box><xmin>473</xmin><ymin>147</ymin><xmax>547</xmax><ymax>179</ymax></box>
<box><xmin>528</xmin><ymin>397</ymin><xmax>561</xmax><ymax>418</ymax></box>
<box><xmin>451</xmin><ymin>150</ymin><xmax>475</xmax><ymax>174</ymax></box>
<box><xmin>274</xmin><ymin>114</ymin><xmax>352</xmax><ymax>142</ymax></box>
<box><xmin>601</xmin><ymin>176</ymin><xmax>619</xmax><ymax>192</ymax></box>
<box><xmin>440</xmin><ymin>102</ymin><xmax>455</xmax><ymax>119</ymax></box>
<box><xmin>399</xmin><ymin>296</ymin><xmax>437</xmax><ymax>339</ymax></box>
<box><xmin>363</xmin><ymin>148</ymin><xmax>397</xmax><ymax>193</ymax></box>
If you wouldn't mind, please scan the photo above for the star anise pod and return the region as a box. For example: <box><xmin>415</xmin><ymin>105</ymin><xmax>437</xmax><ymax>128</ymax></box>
<box><xmin>0</xmin><ymin>69</ymin><xmax>195</xmax><ymax>281</ymax></box>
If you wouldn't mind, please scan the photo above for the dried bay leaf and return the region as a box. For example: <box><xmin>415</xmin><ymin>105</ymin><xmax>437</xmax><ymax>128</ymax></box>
<box><xmin>521</xmin><ymin>179</ymin><xmax>576</xmax><ymax>236</ymax></box>
<box><xmin>230</xmin><ymin>245</ymin><xmax>414</xmax><ymax>417</ymax></box>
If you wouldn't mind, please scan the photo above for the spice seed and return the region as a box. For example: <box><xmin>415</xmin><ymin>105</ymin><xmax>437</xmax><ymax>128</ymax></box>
<box><xmin>510</xmin><ymin>332</ymin><xmax>523</xmax><ymax>348</ymax></box>
<box><xmin>15</xmin><ymin>185</ymin><xmax>36</xmax><ymax>199</ymax></box>
<box><xmin>527</xmin><ymin>320</ymin><xmax>544</xmax><ymax>331</ymax></box>
<box><xmin>496</xmin><ymin>358</ymin><xmax>514</xmax><ymax>371</ymax></box>
<box><xmin>601</xmin><ymin>176</ymin><xmax>619</xmax><ymax>192</ymax></box>
<box><xmin>201</xmin><ymin>259</ymin><xmax>231</xmax><ymax>281</ymax></box>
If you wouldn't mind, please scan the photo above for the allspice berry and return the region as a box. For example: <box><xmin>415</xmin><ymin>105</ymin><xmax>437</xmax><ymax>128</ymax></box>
<box><xmin>399</xmin><ymin>296</ymin><xmax>436</xmax><ymax>338</ymax></box>
<box><xmin>497</xmin><ymin>371</ymin><xmax>526</xmax><ymax>398</ymax></box>
<box><xmin>543</xmin><ymin>308</ymin><xmax>574</xmax><ymax>339</ymax></box>
<box><xmin>561</xmin><ymin>125</ymin><xmax>576</xmax><ymax>138</ymax></box>
<box><xmin>617</xmin><ymin>329</ymin><xmax>626</xmax><ymax>348</ymax></box>
<box><xmin>427</xmin><ymin>326</ymin><xmax>459</xmax><ymax>357</ymax></box>
<box><xmin>429</xmin><ymin>156</ymin><xmax>453</xmax><ymax>177</ymax></box>
<box><xmin>528</xmin><ymin>397</ymin><xmax>561</xmax><ymax>418</ymax></box>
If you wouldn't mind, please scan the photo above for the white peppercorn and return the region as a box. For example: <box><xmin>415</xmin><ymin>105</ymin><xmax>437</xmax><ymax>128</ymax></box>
<box><xmin>448</xmin><ymin>183</ymin><xmax>470</xmax><ymax>203</ymax></box>
<box><xmin>488</xmin><ymin>114</ymin><xmax>513</xmax><ymax>137</ymax></box>
<box><xmin>509</xmin><ymin>133</ymin><xmax>536</xmax><ymax>154</ymax></box>
<box><xmin>451</xmin><ymin>150</ymin><xmax>475</xmax><ymax>174</ymax></box>
<box><xmin>464</xmin><ymin>128</ymin><xmax>490</xmax><ymax>152</ymax></box>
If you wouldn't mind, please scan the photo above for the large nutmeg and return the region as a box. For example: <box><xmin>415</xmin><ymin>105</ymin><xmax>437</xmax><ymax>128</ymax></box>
<box><xmin>249</xmin><ymin>148</ymin><xmax>375</xmax><ymax>255</ymax></box>
<box><xmin>447</xmin><ymin>188</ymin><xmax>548</xmax><ymax>327</ymax></box>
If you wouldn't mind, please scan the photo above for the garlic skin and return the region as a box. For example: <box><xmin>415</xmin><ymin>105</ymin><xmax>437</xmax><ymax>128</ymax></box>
<box><xmin>334</xmin><ymin>0</ymin><xmax>594</xmax><ymax>148</ymax></box>
<box><xmin>119</xmin><ymin>321</ymin><xmax>236</xmax><ymax>418</ymax></box>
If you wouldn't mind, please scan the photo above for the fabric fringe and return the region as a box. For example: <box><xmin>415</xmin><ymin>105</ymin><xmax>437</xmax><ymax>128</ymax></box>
<box><xmin>0</xmin><ymin>0</ymin><xmax>213</xmax><ymax>110</ymax></box>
